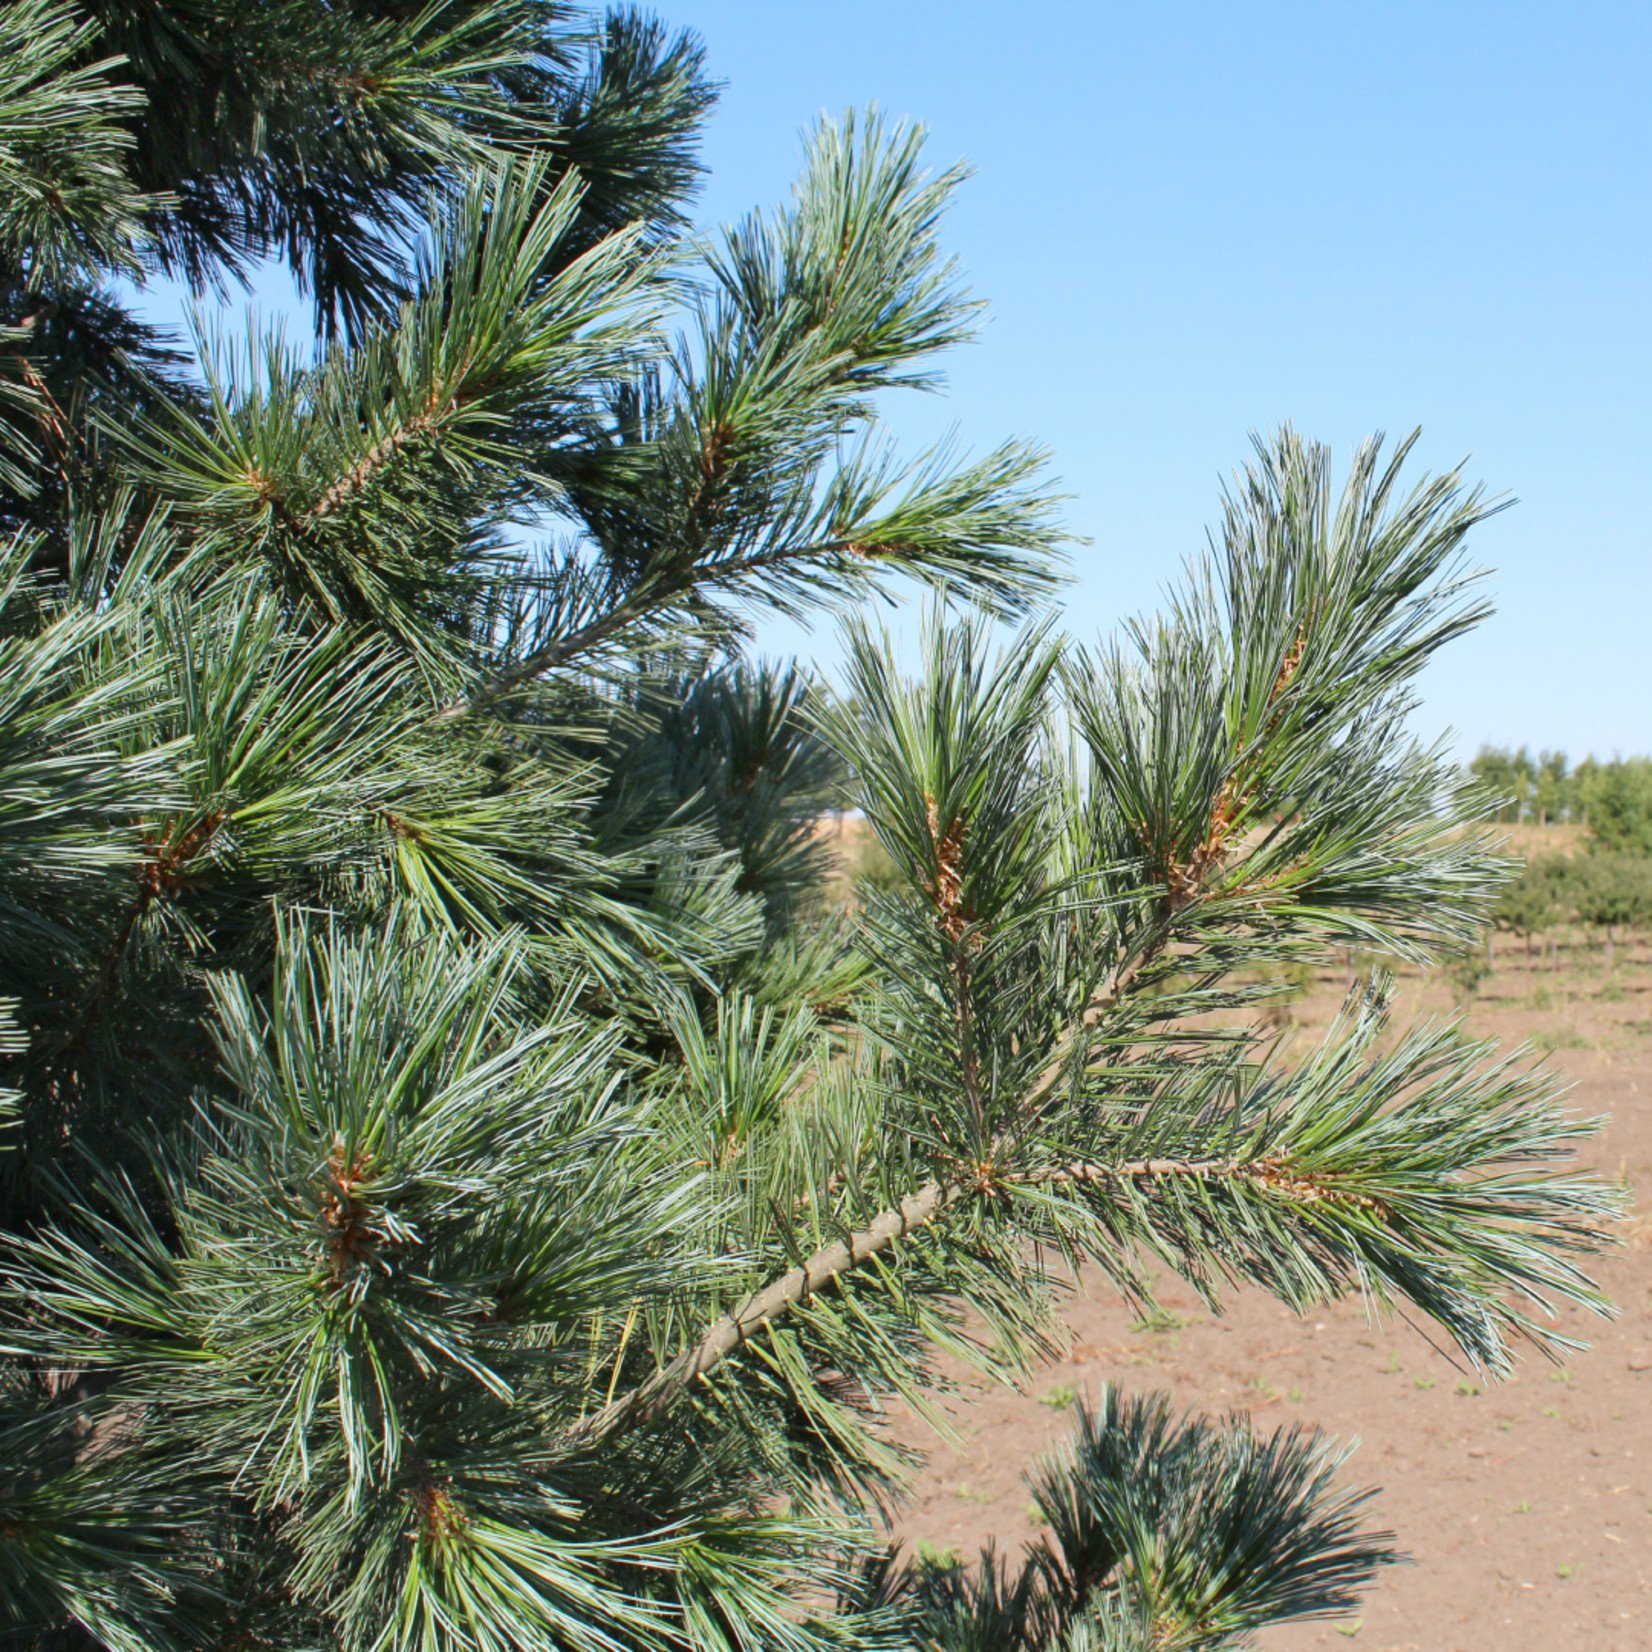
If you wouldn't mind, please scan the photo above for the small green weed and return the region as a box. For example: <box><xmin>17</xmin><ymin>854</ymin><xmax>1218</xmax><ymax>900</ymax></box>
<box><xmin>1534</xmin><ymin>1026</ymin><xmax>1587</xmax><ymax>1053</ymax></box>
<box><xmin>915</xmin><ymin>1540</ymin><xmax>961</xmax><ymax>1573</ymax></box>
<box><xmin>1130</xmin><ymin>1306</ymin><xmax>1192</xmax><ymax>1335</ymax></box>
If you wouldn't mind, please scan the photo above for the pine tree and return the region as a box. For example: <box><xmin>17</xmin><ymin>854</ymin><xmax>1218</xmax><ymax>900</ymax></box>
<box><xmin>0</xmin><ymin>6</ymin><xmax>1621</xmax><ymax>1649</ymax></box>
<box><xmin>1533</xmin><ymin>750</ymin><xmax>1568</xmax><ymax>828</ymax></box>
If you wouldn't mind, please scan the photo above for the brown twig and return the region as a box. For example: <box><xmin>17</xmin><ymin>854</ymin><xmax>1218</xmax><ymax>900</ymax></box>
<box><xmin>429</xmin><ymin>533</ymin><xmax>903</xmax><ymax>724</ymax></box>
<box><xmin>317</xmin><ymin>1134</ymin><xmax>391</xmax><ymax>1287</ymax></box>
<box><xmin>923</xmin><ymin>794</ymin><xmax>990</xmax><ymax>1142</ymax></box>
<box><xmin>562</xmin><ymin>1180</ymin><xmax>963</xmax><ymax>1444</ymax></box>
<box><xmin>564</xmin><ymin>1145</ymin><xmax>1384</xmax><ymax>1447</ymax></box>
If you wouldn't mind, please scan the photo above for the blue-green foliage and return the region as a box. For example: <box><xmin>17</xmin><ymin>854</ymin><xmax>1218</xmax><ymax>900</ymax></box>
<box><xmin>0</xmin><ymin>6</ymin><xmax>1620</xmax><ymax>1650</ymax></box>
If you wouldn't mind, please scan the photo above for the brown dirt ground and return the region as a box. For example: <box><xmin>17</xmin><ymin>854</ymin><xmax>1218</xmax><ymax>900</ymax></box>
<box><xmin>882</xmin><ymin>929</ymin><xmax>1652</xmax><ymax>1652</ymax></box>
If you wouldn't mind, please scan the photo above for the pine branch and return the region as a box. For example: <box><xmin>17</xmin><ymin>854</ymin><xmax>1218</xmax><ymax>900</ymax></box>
<box><xmin>1003</xmin><ymin>1156</ymin><xmax>1388</xmax><ymax>1213</ymax></box>
<box><xmin>563</xmin><ymin>1146</ymin><xmax>1368</xmax><ymax>1447</ymax></box>
<box><xmin>433</xmin><ymin>531</ymin><xmax>913</xmax><ymax>720</ymax></box>
<box><xmin>0</xmin><ymin>0</ymin><xmax>152</xmax><ymax>283</ymax></box>
<box><xmin>303</xmin><ymin>390</ymin><xmax>458</xmax><ymax>525</ymax></box>
<box><xmin>566</xmin><ymin>1180</ymin><xmax>965</xmax><ymax>1443</ymax></box>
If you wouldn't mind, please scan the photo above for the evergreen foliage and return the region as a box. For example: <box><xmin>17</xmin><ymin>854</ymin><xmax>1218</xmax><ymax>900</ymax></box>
<box><xmin>1580</xmin><ymin>757</ymin><xmax>1652</xmax><ymax>858</ymax></box>
<box><xmin>857</xmin><ymin>1389</ymin><xmax>1395</xmax><ymax>1651</ymax></box>
<box><xmin>0</xmin><ymin>5</ymin><xmax>1621</xmax><ymax>1648</ymax></box>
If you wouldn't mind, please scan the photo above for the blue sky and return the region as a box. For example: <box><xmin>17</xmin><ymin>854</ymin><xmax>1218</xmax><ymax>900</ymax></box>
<box><xmin>660</xmin><ymin>0</ymin><xmax>1650</xmax><ymax>759</ymax></box>
<box><xmin>132</xmin><ymin>2</ymin><xmax>1649</xmax><ymax>759</ymax></box>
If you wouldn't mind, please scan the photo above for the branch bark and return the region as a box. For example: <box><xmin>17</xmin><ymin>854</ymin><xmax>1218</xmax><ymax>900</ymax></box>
<box><xmin>563</xmin><ymin>1147</ymin><xmax>1328</xmax><ymax>1449</ymax></box>
<box><xmin>431</xmin><ymin>535</ymin><xmax>890</xmax><ymax>724</ymax></box>
<box><xmin>563</xmin><ymin>1179</ymin><xmax>964</xmax><ymax>1445</ymax></box>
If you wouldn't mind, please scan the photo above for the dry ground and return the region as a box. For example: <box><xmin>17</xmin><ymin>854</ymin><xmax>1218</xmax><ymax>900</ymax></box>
<box><xmin>881</xmin><ymin>931</ymin><xmax>1652</xmax><ymax>1651</ymax></box>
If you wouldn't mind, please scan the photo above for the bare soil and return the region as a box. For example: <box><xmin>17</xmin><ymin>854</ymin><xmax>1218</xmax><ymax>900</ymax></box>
<box><xmin>884</xmin><ymin>932</ymin><xmax>1652</xmax><ymax>1652</ymax></box>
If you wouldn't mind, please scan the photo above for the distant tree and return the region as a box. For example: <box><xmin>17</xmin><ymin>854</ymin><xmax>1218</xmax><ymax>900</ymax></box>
<box><xmin>1467</xmin><ymin>750</ymin><xmax>1652</xmax><ymax>845</ymax></box>
<box><xmin>1572</xmin><ymin>854</ymin><xmax>1652</xmax><ymax>970</ymax></box>
<box><xmin>1534</xmin><ymin>750</ymin><xmax>1569</xmax><ymax>827</ymax></box>
<box><xmin>1583</xmin><ymin>758</ymin><xmax>1652</xmax><ymax>857</ymax></box>
<box><xmin>1495</xmin><ymin>856</ymin><xmax>1572</xmax><ymax>957</ymax></box>
<box><xmin>1571</xmin><ymin>756</ymin><xmax>1600</xmax><ymax>829</ymax></box>
<box><xmin>1469</xmin><ymin>746</ymin><xmax>1526</xmax><ymax>823</ymax></box>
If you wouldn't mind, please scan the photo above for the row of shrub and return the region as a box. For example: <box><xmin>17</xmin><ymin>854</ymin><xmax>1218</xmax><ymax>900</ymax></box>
<box><xmin>1496</xmin><ymin>852</ymin><xmax>1652</xmax><ymax>967</ymax></box>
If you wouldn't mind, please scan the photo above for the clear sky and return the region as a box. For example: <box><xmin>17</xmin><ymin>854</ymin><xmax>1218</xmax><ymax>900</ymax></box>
<box><xmin>130</xmin><ymin>2</ymin><xmax>1649</xmax><ymax>759</ymax></box>
<box><xmin>658</xmin><ymin>0</ymin><xmax>1650</xmax><ymax>759</ymax></box>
